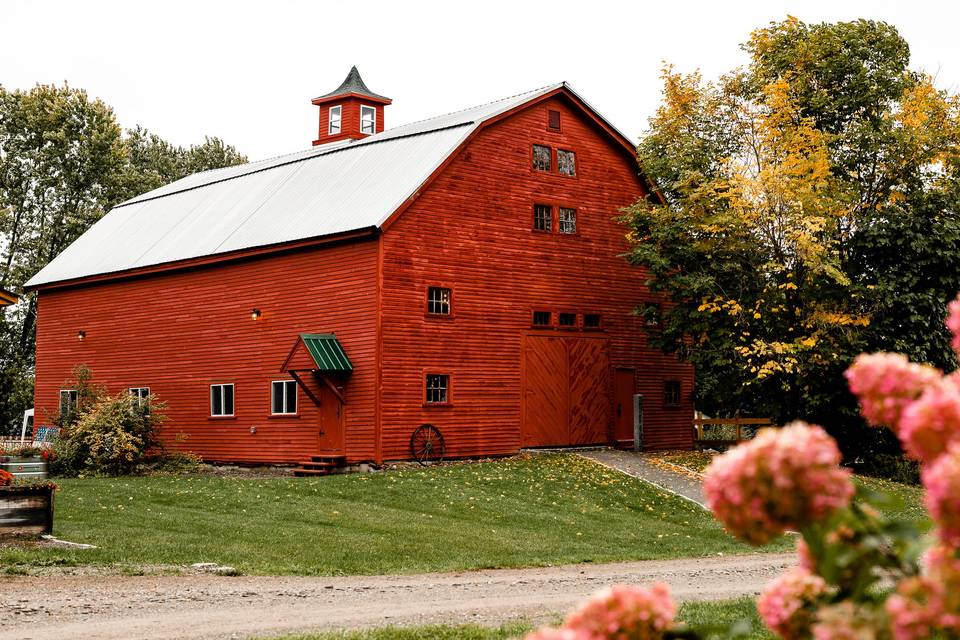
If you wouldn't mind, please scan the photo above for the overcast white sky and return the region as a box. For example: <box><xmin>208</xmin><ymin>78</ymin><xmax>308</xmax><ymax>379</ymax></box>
<box><xmin>4</xmin><ymin>0</ymin><xmax>960</xmax><ymax>161</ymax></box>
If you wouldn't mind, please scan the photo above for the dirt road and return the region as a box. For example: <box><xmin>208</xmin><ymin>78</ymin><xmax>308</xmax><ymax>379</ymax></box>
<box><xmin>1</xmin><ymin>553</ymin><xmax>793</xmax><ymax>640</ymax></box>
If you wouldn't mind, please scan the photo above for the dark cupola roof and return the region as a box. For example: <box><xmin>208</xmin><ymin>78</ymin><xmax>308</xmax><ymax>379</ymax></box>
<box><xmin>313</xmin><ymin>66</ymin><xmax>391</xmax><ymax>103</ymax></box>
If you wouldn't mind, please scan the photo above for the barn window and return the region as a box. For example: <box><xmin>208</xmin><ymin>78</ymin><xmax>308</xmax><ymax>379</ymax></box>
<box><xmin>558</xmin><ymin>207</ymin><xmax>577</xmax><ymax>234</ymax></box>
<box><xmin>59</xmin><ymin>389</ymin><xmax>78</xmax><ymax>417</ymax></box>
<box><xmin>129</xmin><ymin>387</ymin><xmax>150</xmax><ymax>412</ymax></box>
<box><xmin>427</xmin><ymin>287</ymin><xmax>451</xmax><ymax>315</ymax></box>
<box><xmin>534</xmin><ymin>204</ymin><xmax>552</xmax><ymax>231</ymax></box>
<box><xmin>643</xmin><ymin>303</ymin><xmax>662</xmax><ymax>326</ymax></box>
<box><xmin>559</xmin><ymin>312</ymin><xmax>577</xmax><ymax>327</ymax></box>
<box><xmin>210</xmin><ymin>383</ymin><xmax>235</xmax><ymax>417</ymax></box>
<box><xmin>328</xmin><ymin>105</ymin><xmax>342</xmax><ymax>135</ymax></box>
<box><xmin>532</xmin><ymin>310</ymin><xmax>552</xmax><ymax>326</ymax></box>
<box><xmin>548</xmin><ymin>109</ymin><xmax>561</xmax><ymax>131</ymax></box>
<box><xmin>532</xmin><ymin>144</ymin><xmax>551</xmax><ymax>172</ymax></box>
<box><xmin>425</xmin><ymin>374</ymin><xmax>449</xmax><ymax>404</ymax></box>
<box><xmin>663</xmin><ymin>380</ymin><xmax>681</xmax><ymax>407</ymax></box>
<box><xmin>558</xmin><ymin>149</ymin><xmax>576</xmax><ymax>176</ymax></box>
<box><xmin>360</xmin><ymin>105</ymin><xmax>376</xmax><ymax>134</ymax></box>
<box><xmin>271</xmin><ymin>380</ymin><xmax>297</xmax><ymax>415</ymax></box>
<box><xmin>584</xmin><ymin>314</ymin><xmax>602</xmax><ymax>329</ymax></box>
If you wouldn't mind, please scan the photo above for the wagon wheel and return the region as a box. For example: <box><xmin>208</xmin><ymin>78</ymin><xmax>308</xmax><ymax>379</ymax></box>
<box><xmin>410</xmin><ymin>424</ymin><xmax>445</xmax><ymax>465</ymax></box>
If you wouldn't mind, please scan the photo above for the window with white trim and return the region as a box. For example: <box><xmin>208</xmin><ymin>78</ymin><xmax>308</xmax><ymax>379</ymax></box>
<box><xmin>59</xmin><ymin>389</ymin><xmax>78</xmax><ymax>416</ymax></box>
<box><xmin>532</xmin><ymin>144</ymin><xmax>551</xmax><ymax>172</ymax></box>
<box><xmin>328</xmin><ymin>105</ymin><xmax>342</xmax><ymax>135</ymax></box>
<box><xmin>427</xmin><ymin>287</ymin><xmax>451</xmax><ymax>315</ymax></box>
<box><xmin>360</xmin><ymin>105</ymin><xmax>376</xmax><ymax>134</ymax></box>
<box><xmin>425</xmin><ymin>374</ymin><xmax>449</xmax><ymax>404</ymax></box>
<box><xmin>129</xmin><ymin>387</ymin><xmax>150</xmax><ymax>411</ymax></box>
<box><xmin>558</xmin><ymin>207</ymin><xmax>577</xmax><ymax>234</ymax></box>
<box><xmin>210</xmin><ymin>383</ymin><xmax>235</xmax><ymax>417</ymax></box>
<box><xmin>271</xmin><ymin>380</ymin><xmax>297</xmax><ymax>415</ymax></box>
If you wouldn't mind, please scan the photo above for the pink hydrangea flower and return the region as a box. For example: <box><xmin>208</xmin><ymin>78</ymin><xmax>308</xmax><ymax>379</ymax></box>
<box><xmin>811</xmin><ymin>601</ymin><xmax>883</xmax><ymax>640</ymax></box>
<box><xmin>703</xmin><ymin>422</ymin><xmax>855</xmax><ymax>545</ymax></box>
<box><xmin>757</xmin><ymin>566</ymin><xmax>828</xmax><ymax>638</ymax></box>
<box><xmin>844</xmin><ymin>353</ymin><xmax>940</xmax><ymax>429</ymax></box>
<box><xmin>899</xmin><ymin>379</ymin><xmax>960</xmax><ymax>463</ymax></box>
<box><xmin>947</xmin><ymin>295</ymin><xmax>960</xmax><ymax>356</ymax></box>
<box><xmin>524</xmin><ymin>628</ymin><xmax>590</xmax><ymax>640</ymax></box>
<box><xmin>797</xmin><ymin>538</ymin><xmax>817</xmax><ymax>573</ymax></box>
<box><xmin>561</xmin><ymin>584</ymin><xmax>676</xmax><ymax>640</ymax></box>
<box><xmin>923</xmin><ymin>445</ymin><xmax>960</xmax><ymax>547</ymax></box>
<box><xmin>887</xmin><ymin>546</ymin><xmax>960</xmax><ymax>640</ymax></box>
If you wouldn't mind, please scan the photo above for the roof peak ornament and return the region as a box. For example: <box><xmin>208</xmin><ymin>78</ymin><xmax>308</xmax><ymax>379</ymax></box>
<box><xmin>313</xmin><ymin>66</ymin><xmax>392</xmax><ymax>104</ymax></box>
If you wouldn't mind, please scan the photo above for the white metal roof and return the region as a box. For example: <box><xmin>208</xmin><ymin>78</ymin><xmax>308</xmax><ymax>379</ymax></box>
<box><xmin>28</xmin><ymin>82</ymin><xmax>615</xmax><ymax>287</ymax></box>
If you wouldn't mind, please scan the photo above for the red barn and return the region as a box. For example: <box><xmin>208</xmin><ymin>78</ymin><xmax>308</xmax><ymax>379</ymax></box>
<box><xmin>25</xmin><ymin>68</ymin><xmax>694</xmax><ymax>469</ymax></box>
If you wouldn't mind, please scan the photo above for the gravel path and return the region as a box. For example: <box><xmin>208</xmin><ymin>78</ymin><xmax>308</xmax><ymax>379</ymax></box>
<box><xmin>578</xmin><ymin>450</ymin><xmax>706</xmax><ymax>506</ymax></box>
<box><xmin>1</xmin><ymin>553</ymin><xmax>792</xmax><ymax>640</ymax></box>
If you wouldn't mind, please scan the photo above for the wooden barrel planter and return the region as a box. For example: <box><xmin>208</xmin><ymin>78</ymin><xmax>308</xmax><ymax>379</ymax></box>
<box><xmin>0</xmin><ymin>455</ymin><xmax>48</xmax><ymax>479</ymax></box>
<box><xmin>0</xmin><ymin>485</ymin><xmax>55</xmax><ymax>536</ymax></box>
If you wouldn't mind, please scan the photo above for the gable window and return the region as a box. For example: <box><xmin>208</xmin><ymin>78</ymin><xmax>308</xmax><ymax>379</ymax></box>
<box><xmin>558</xmin><ymin>207</ymin><xmax>577</xmax><ymax>234</ymax></box>
<box><xmin>59</xmin><ymin>389</ymin><xmax>78</xmax><ymax>417</ymax></box>
<box><xmin>559</xmin><ymin>312</ymin><xmax>577</xmax><ymax>327</ymax></box>
<box><xmin>360</xmin><ymin>105</ymin><xmax>376</xmax><ymax>134</ymax></box>
<box><xmin>532</xmin><ymin>310</ymin><xmax>552</xmax><ymax>326</ymax></box>
<box><xmin>558</xmin><ymin>149</ymin><xmax>576</xmax><ymax>176</ymax></box>
<box><xmin>427</xmin><ymin>287</ymin><xmax>451</xmax><ymax>315</ymax></box>
<box><xmin>584</xmin><ymin>314</ymin><xmax>602</xmax><ymax>329</ymax></box>
<box><xmin>129</xmin><ymin>387</ymin><xmax>150</xmax><ymax>412</ymax></box>
<box><xmin>532</xmin><ymin>144</ymin><xmax>551</xmax><ymax>172</ymax></box>
<box><xmin>328</xmin><ymin>105</ymin><xmax>342</xmax><ymax>135</ymax></box>
<box><xmin>271</xmin><ymin>380</ymin><xmax>297</xmax><ymax>415</ymax></box>
<box><xmin>425</xmin><ymin>374</ymin><xmax>449</xmax><ymax>404</ymax></box>
<box><xmin>210</xmin><ymin>383</ymin><xmax>235</xmax><ymax>417</ymax></box>
<box><xmin>548</xmin><ymin>110</ymin><xmax>561</xmax><ymax>131</ymax></box>
<box><xmin>664</xmin><ymin>380</ymin><xmax>681</xmax><ymax>407</ymax></box>
<box><xmin>534</xmin><ymin>204</ymin><xmax>552</xmax><ymax>232</ymax></box>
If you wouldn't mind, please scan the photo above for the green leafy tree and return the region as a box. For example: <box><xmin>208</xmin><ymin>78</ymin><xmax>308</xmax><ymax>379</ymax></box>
<box><xmin>627</xmin><ymin>18</ymin><xmax>960</xmax><ymax>460</ymax></box>
<box><xmin>0</xmin><ymin>83</ymin><xmax>246</xmax><ymax>434</ymax></box>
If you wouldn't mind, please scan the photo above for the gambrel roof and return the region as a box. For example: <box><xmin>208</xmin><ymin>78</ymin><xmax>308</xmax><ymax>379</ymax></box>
<box><xmin>26</xmin><ymin>82</ymin><xmax>637</xmax><ymax>289</ymax></box>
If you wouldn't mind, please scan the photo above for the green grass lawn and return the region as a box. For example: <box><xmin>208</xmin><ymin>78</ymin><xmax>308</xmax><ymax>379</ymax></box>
<box><xmin>1</xmin><ymin>454</ymin><xmax>790</xmax><ymax>575</ymax></box>
<box><xmin>267</xmin><ymin>597</ymin><xmax>771</xmax><ymax>639</ymax></box>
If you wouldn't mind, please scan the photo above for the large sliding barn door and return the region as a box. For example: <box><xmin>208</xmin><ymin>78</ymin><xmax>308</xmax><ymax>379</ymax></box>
<box><xmin>522</xmin><ymin>335</ymin><xmax>611</xmax><ymax>447</ymax></box>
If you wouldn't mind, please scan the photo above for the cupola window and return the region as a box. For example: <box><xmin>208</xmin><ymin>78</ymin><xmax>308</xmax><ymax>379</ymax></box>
<box><xmin>360</xmin><ymin>105</ymin><xmax>376</xmax><ymax>134</ymax></box>
<box><xmin>328</xmin><ymin>106</ymin><xmax>342</xmax><ymax>135</ymax></box>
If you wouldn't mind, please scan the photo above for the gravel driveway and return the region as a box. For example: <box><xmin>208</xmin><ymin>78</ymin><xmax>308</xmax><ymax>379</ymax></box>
<box><xmin>2</xmin><ymin>553</ymin><xmax>793</xmax><ymax>640</ymax></box>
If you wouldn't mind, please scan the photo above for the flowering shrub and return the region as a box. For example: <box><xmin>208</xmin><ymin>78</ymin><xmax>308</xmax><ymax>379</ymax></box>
<box><xmin>703</xmin><ymin>422</ymin><xmax>854</xmax><ymax>544</ymax></box>
<box><xmin>527</xmin><ymin>293</ymin><xmax>960</xmax><ymax>640</ymax></box>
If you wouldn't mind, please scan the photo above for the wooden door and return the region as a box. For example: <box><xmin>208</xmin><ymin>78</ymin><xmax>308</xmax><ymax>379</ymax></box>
<box><xmin>568</xmin><ymin>338</ymin><xmax>610</xmax><ymax>445</ymax></box>
<box><xmin>613</xmin><ymin>368</ymin><xmax>636</xmax><ymax>446</ymax></box>
<box><xmin>522</xmin><ymin>335</ymin><xmax>610</xmax><ymax>447</ymax></box>
<box><xmin>318</xmin><ymin>384</ymin><xmax>345</xmax><ymax>453</ymax></box>
<box><xmin>522</xmin><ymin>336</ymin><xmax>568</xmax><ymax>447</ymax></box>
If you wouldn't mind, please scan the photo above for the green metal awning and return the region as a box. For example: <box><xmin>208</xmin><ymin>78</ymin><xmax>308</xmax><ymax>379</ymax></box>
<box><xmin>301</xmin><ymin>334</ymin><xmax>353</xmax><ymax>372</ymax></box>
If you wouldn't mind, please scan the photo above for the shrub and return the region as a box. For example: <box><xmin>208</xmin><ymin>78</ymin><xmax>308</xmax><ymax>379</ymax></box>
<box><xmin>50</xmin><ymin>391</ymin><xmax>165</xmax><ymax>477</ymax></box>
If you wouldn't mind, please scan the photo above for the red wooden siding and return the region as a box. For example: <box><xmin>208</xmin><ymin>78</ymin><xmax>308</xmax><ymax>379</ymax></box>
<box><xmin>378</xmin><ymin>95</ymin><xmax>693</xmax><ymax>460</ymax></box>
<box><xmin>34</xmin><ymin>238</ymin><xmax>380</xmax><ymax>464</ymax></box>
<box><xmin>315</xmin><ymin>97</ymin><xmax>386</xmax><ymax>145</ymax></box>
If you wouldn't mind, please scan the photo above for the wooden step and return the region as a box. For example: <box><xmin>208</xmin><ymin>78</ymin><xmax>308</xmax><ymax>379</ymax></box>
<box><xmin>297</xmin><ymin>460</ymin><xmax>336</xmax><ymax>468</ymax></box>
<box><xmin>292</xmin><ymin>468</ymin><xmax>331</xmax><ymax>477</ymax></box>
<box><xmin>311</xmin><ymin>455</ymin><xmax>346</xmax><ymax>463</ymax></box>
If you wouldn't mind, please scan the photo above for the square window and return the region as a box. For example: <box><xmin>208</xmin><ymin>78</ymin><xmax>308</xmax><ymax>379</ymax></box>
<box><xmin>271</xmin><ymin>380</ymin><xmax>297</xmax><ymax>415</ymax></box>
<box><xmin>532</xmin><ymin>310</ymin><xmax>552</xmax><ymax>326</ymax></box>
<box><xmin>425</xmin><ymin>374</ymin><xmax>449</xmax><ymax>404</ymax></box>
<box><xmin>664</xmin><ymin>380</ymin><xmax>681</xmax><ymax>407</ymax></box>
<box><xmin>558</xmin><ymin>207</ymin><xmax>577</xmax><ymax>234</ymax></box>
<box><xmin>559</xmin><ymin>312</ymin><xmax>577</xmax><ymax>327</ymax></box>
<box><xmin>532</xmin><ymin>144</ymin><xmax>551</xmax><ymax>172</ymax></box>
<box><xmin>534</xmin><ymin>204</ymin><xmax>552</xmax><ymax>232</ymax></box>
<box><xmin>427</xmin><ymin>287</ymin><xmax>452</xmax><ymax>315</ymax></box>
<box><xmin>643</xmin><ymin>303</ymin><xmax>662</xmax><ymax>327</ymax></box>
<box><xmin>211</xmin><ymin>383</ymin><xmax>235</xmax><ymax>417</ymax></box>
<box><xmin>328</xmin><ymin>105</ymin><xmax>342</xmax><ymax>135</ymax></box>
<box><xmin>584</xmin><ymin>314</ymin><xmax>602</xmax><ymax>329</ymax></box>
<box><xmin>59</xmin><ymin>389</ymin><xmax>78</xmax><ymax>416</ymax></box>
<box><xmin>360</xmin><ymin>105</ymin><xmax>376</xmax><ymax>134</ymax></box>
<box><xmin>558</xmin><ymin>149</ymin><xmax>576</xmax><ymax>176</ymax></box>
<box><xmin>548</xmin><ymin>110</ymin><xmax>561</xmax><ymax>131</ymax></box>
<box><xmin>129</xmin><ymin>387</ymin><xmax>150</xmax><ymax>412</ymax></box>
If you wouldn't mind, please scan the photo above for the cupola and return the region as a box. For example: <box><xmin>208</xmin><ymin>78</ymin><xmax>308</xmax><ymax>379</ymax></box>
<box><xmin>311</xmin><ymin>66</ymin><xmax>391</xmax><ymax>145</ymax></box>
